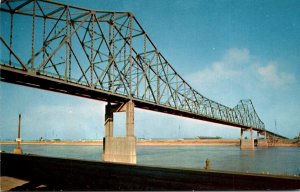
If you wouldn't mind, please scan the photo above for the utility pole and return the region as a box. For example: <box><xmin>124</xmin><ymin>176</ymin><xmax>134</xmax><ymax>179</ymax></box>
<box><xmin>14</xmin><ymin>113</ymin><xmax>22</xmax><ymax>154</ymax></box>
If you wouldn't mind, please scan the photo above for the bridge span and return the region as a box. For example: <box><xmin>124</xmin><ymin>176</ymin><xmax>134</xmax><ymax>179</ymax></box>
<box><xmin>0</xmin><ymin>0</ymin><xmax>287</xmax><ymax>163</ymax></box>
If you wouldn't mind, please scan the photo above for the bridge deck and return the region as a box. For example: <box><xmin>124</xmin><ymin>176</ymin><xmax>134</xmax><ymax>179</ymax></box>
<box><xmin>1</xmin><ymin>65</ymin><xmax>263</xmax><ymax>132</ymax></box>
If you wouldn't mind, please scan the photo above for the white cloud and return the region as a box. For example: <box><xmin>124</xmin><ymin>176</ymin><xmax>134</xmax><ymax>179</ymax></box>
<box><xmin>223</xmin><ymin>48</ymin><xmax>250</xmax><ymax>64</ymax></box>
<box><xmin>188</xmin><ymin>48</ymin><xmax>250</xmax><ymax>84</ymax></box>
<box><xmin>177</xmin><ymin>48</ymin><xmax>300</xmax><ymax>138</ymax></box>
<box><xmin>257</xmin><ymin>62</ymin><xmax>295</xmax><ymax>88</ymax></box>
<box><xmin>187</xmin><ymin>48</ymin><xmax>295</xmax><ymax>91</ymax></box>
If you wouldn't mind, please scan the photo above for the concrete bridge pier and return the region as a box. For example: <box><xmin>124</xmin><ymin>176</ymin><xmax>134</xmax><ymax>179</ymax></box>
<box><xmin>257</xmin><ymin>131</ymin><xmax>268</xmax><ymax>147</ymax></box>
<box><xmin>102</xmin><ymin>100</ymin><xmax>136</xmax><ymax>164</ymax></box>
<box><xmin>240</xmin><ymin>128</ymin><xmax>254</xmax><ymax>150</ymax></box>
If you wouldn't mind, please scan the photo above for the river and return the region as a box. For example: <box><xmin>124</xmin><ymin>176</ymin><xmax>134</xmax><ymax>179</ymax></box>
<box><xmin>1</xmin><ymin>145</ymin><xmax>299</xmax><ymax>176</ymax></box>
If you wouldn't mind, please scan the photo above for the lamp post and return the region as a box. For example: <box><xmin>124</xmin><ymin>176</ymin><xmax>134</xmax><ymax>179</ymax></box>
<box><xmin>14</xmin><ymin>113</ymin><xmax>23</xmax><ymax>154</ymax></box>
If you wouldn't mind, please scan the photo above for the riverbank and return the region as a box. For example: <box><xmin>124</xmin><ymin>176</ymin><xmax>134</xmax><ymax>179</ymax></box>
<box><xmin>0</xmin><ymin>139</ymin><xmax>299</xmax><ymax>147</ymax></box>
<box><xmin>138</xmin><ymin>139</ymin><xmax>240</xmax><ymax>146</ymax></box>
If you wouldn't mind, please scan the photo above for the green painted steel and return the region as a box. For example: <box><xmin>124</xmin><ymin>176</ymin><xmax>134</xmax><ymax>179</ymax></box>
<box><xmin>0</xmin><ymin>0</ymin><xmax>277</xmax><ymax>134</ymax></box>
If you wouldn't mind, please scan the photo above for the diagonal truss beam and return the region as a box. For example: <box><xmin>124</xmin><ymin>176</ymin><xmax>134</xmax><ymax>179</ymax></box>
<box><xmin>0</xmin><ymin>0</ymin><xmax>266</xmax><ymax>132</ymax></box>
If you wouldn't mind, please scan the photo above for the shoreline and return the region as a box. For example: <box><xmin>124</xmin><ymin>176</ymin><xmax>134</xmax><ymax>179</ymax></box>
<box><xmin>0</xmin><ymin>139</ymin><xmax>299</xmax><ymax>147</ymax></box>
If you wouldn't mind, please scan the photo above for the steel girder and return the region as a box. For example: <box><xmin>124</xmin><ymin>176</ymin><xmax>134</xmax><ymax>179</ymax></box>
<box><xmin>0</xmin><ymin>0</ymin><xmax>265</xmax><ymax>131</ymax></box>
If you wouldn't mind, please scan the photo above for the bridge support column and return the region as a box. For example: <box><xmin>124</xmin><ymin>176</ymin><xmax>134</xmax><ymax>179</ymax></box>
<box><xmin>102</xmin><ymin>100</ymin><xmax>136</xmax><ymax>164</ymax></box>
<box><xmin>257</xmin><ymin>131</ymin><xmax>268</xmax><ymax>147</ymax></box>
<box><xmin>240</xmin><ymin>128</ymin><xmax>254</xmax><ymax>150</ymax></box>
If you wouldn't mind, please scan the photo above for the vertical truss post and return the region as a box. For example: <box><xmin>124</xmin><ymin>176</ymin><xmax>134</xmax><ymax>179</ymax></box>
<box><xmin>123</xmin><ymin>36</ymin><xmax>126</xmax><ymax>77</ymax></box>
<box><xmin>147</xmin><ymin>51</ymin><xmax>150</xmax><ymax>100</ymax></box>
<box><xmin>91</xmin><ymin>11</ymin><xmax>95</xmax><ymax>87</ymax></box>
<box><xmin>217</xmin><ymin>104</ymin><xmax>222</xmax><ymax>119</ymax></box>
<box><xmin>141</xmin><ymin>33</ymin><xmax>147</xmax><ymax>98</ymax></box>
<box><xmin>42</xmin><ymin>17</ymin><xmax>46</xmax><ymax>70</ymax></box>
<box><xmin>112</xmin><ymin>14</ymin><xmax>115</xmax><ymax>91</ymax></box>
<box><xmin>156</xmin><ymin>50</ymin><xmax>160</xmax><ymax>103</ymax></box>
<box><xmin>68</xmin><ymin>14</ymin><xmax>72</xmax><ymax>79</ymax></box>
<box><xmin>143</xmin><ymin>34</ymin><xmax>147</xmax><ymax>99</ymax></box>
<box><xmin>65</xmin><ymin>7</ymin><xmax>69</xmax><ymax>81</ymax></box>
<box><xmin>31</xmin><ymin>0</ymin><xmax>36</xmax><ymax>69</ymax></box>
<box><xmin>108</xmin><ymin>14</ymin><xmax>115</xmax><ymax>92</ymax></box>
<box><xmin>129</xmin><ymin>13</ymin><xmax>133</xmax><ymax>97</ymax></box>
<box><xmin>9</xmin><ymin>13</ymin><xmax>14</xmax><ymax>66</ymax></box>
<box><xmin>175</xmin><ymin>75</ymin><xmax>178</xmax><ymax>108</ymax></box>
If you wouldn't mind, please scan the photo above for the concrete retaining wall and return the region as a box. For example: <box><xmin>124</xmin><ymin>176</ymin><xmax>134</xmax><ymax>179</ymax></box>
<box><xmin>1</xmin><ymin>153</ymin><xmax>299</xmax><ymax>190</ymax></box>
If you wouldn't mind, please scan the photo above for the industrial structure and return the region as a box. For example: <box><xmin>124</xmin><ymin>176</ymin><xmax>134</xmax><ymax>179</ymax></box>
<box><xmin>0</xmin><ymin>0</ymin><xmax>287</xmax><ymax>163</ymax></box>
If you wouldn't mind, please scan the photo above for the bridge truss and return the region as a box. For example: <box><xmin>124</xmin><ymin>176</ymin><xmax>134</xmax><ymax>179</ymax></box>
<box><xmin>0</xmin><ymin>0</ymin><xmax>266</xmax><ymax>131</ymax></box>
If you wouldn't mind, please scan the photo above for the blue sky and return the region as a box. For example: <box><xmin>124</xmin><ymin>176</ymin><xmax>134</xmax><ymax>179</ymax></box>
<box><xmin>1</xmin><ymin>0</ymin><xmax>300</xmax><ymax>140</ymax></box>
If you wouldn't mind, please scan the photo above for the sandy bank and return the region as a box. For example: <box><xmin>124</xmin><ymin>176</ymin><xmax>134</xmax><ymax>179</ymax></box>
<box><xmin>0</xmin><ymin>141</ymin><xmax>103</xmax><ymax>146</ymax></box>
<box><xmin>1</xmin><ymin>139</ymin><xmax>299</xmax><ymax>147</ymax></box>
<box><xmin>137</xmin><ymin>139</ymin><xmax>240</xmax><ymax>146</ymax></box>
<box><xmin>0</xmin><ymin>139</ymin><xmax>239</xmax><ymax>146</ymax></box>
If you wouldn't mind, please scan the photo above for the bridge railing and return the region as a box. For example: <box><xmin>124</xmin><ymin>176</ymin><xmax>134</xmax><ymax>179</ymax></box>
<box><xmin>0</xmin><ymin>0</ymin><xmax>265</xmax><ymax>130</ymax></box>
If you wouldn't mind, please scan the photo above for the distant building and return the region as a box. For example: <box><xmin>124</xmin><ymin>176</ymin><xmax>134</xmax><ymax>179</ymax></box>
<box><xmin>197</xmin><ymin>136</ymin><xmax>222</xmax><ymax>139</ymax></box>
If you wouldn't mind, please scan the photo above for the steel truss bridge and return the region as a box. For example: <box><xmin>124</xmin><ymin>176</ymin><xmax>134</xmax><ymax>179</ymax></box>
<box><xmin>0</xmin><ymin>0</ymin><xmax>287</xmax><ymax>139</ymax></box>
